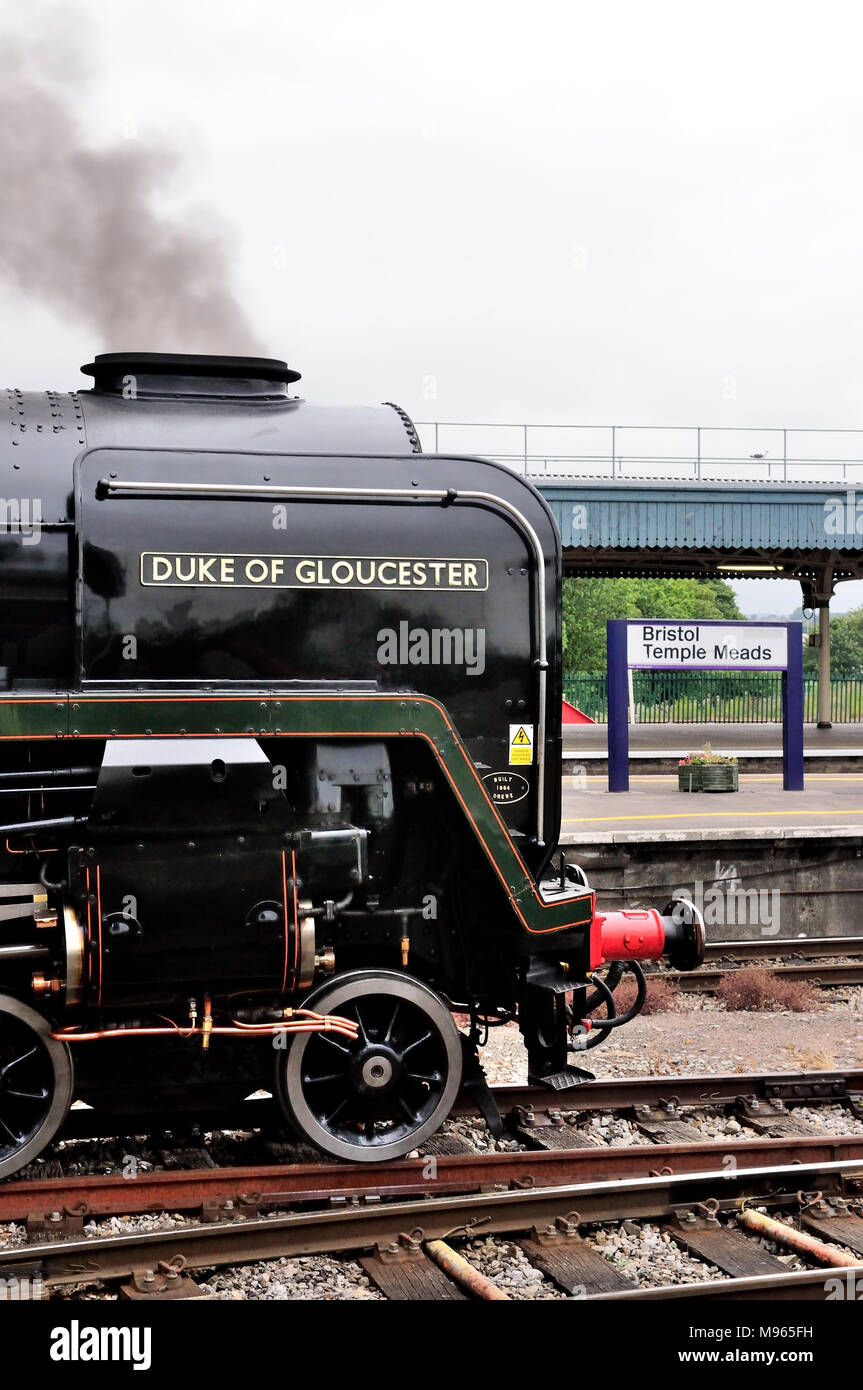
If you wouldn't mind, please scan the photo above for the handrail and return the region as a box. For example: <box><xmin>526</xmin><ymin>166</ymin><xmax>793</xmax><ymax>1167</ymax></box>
<box><xmin>417</xmin><ymin>422</ymin><xmax>863</xmax><ymax>484</ymax></box>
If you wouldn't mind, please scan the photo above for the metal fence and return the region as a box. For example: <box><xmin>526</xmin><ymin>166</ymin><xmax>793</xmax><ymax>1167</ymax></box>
<box><xmin>417</xmin><ymin>421</ymin><xmax>863</xmax><ymax>484</ymax></box>
<box><xmin>563</xmin><ymin>672</ymin><xmax>863</xmax><ymax>723</ymax></box>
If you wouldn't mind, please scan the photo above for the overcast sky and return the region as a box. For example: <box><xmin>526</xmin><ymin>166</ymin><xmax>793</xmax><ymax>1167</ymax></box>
<box><xmin>3</xmin><ymin>0</ymin><xmax>863</xmax><ymax>613</ymax></box>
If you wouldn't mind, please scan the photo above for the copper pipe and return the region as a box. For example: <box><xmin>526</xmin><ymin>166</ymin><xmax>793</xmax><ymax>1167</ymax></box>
<box><xmin>738</xmin><ymin>1208</ymin><xmax>856</xmax><ymax>1267</ymax></box>
<box><xmin>424</xmin><ymin>1239</ymin><xmax>510</xmax><ymax>1300</ymax></box>
<box><xmin>52</xmin><ymin>1014</ymin><xmax>359</xmax><ymax>1042</ymax></box>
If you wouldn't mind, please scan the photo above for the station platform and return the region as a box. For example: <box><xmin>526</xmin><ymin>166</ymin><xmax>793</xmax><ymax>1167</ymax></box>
<box><xmin>561</xmin><ymin>771</ymin><xmax>863</xmax><ymax>845</ymax></box>
<box><xmin>559</xmin><ymin>770</ymin><xmax>863</xmax><ymax>941</ymax></box>
<box><xmin>562</xmin><ymin>722</ymin><xmax>863</xmax><ymax>775</ymax></box>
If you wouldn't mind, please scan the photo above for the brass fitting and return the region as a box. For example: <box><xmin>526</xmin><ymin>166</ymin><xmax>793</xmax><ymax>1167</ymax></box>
<box><xmin>201</xmin><ymin>996</ymin><xmax>213</xmax><ymax>1051</ymax></box>
<box><xmin>315</xmin><ymin>947</ymin><xmax>336</xmax><ymax>974</ymax></box>
<box><xmin>32</xmin><ymin>973</ymin><xmax>62</xmax><ymax>995</ymax></box>
<box><xmin>400</xmin><ymin>935</ymin><xmax>410</xmax><ymax>968</ymax></box>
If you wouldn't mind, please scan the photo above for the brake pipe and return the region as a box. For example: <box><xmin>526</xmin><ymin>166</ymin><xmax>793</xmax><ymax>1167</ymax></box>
<box><xmin>582</xmin><ymin>962</ymin><xmax>647</xmax><ymax>1030</ymax></box>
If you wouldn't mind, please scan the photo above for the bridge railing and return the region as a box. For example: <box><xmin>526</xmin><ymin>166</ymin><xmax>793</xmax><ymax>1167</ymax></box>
<box><xmin>564</xmin><ymin>672</ymin><xmax>863</xmax><ymax>723</ymax></box>
<box><xmin>417</xmin><ymin>422</ymin><xmax>863</xmax><ymax>484</ymax></box>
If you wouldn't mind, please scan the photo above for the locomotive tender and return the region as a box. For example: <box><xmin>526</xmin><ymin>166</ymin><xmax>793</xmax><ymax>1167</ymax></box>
<box><xmin>0</xmin><ymin>353</ymin><xmax>703</xmax><ymax>1170</ymax></box>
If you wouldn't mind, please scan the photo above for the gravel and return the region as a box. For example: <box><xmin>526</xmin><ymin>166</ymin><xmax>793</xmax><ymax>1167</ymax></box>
<box><xmin>583</xmin><ymin>1221</ymin><xmax>717</xmax><ymax>1287</ymax></box>
<box><xmin>560</xmin><ymin>1111</ymin><xmax>650</xmax><ymax>1145</ymax></box>
<box><xmin>430</xmin><ymin>1117</ymin><xmax>524</xmax><ymax>1153</ymax></box>
<box><xmin>83</xmin><ymin>1212</ymin><xmax>202</xmax><ymax>1237</ymax></box>
<box><xmin>200</xmin><ymin>1255</ymin><xmax>383</xmax><ymax>1300</ymax></box>
<box><xmin>461</xmin><ymin>1237</ymin><xmax>565</xmax><ymax>1299</ymax></box>
<box><xmin>788</xmin><ymin>1103</ymin><xmax>863</xmax><ymax>1135</ymax></box>
<box><xmin>476</xmin><ymin>1001</ymin><xmax>863</xmax><ymax>1080</ymax></box>
<box><xmin>0</xmin><ymin>1222</ymin><xmax>26</xmax><ymax>1250</ymax></box>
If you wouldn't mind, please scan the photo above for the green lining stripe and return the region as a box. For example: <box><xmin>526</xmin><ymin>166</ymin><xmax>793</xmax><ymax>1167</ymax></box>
<box><xmin>0</xmin><ymin>691</ymin><xmax>590</xmax><ymax>936</ymax></box>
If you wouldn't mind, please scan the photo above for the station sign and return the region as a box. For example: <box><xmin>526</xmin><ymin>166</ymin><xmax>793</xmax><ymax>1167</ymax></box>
<box><xmin>626</xmin><ymin>622</ymin><xmax>789</xmax><ymax>671</ymax></box>
<box><xmin>607</xmin><ymin>618</ymin><xmax>804</xmax><ymax>794</ymax></box>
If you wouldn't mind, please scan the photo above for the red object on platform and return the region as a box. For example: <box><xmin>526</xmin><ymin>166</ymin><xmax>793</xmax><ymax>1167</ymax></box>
<box><xmin>562</xmin><ymin>699</ymin><xmax>594</xmax><ymax>724</ymax></box>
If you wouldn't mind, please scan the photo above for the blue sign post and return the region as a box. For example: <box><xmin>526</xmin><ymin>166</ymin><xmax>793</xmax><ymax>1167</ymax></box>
<box><xmin>607</xmin><ymin>619</ymin><xmax>804</xmax><ymax>793</ymax></box>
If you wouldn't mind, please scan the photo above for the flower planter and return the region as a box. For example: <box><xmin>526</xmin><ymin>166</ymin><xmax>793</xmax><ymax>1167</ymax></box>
<box><xmin>677</xmin><ymin>765</ymin><xmax>702</xmax><ymax>792</ymax></box>
<box><xmin>700</xmin><ymin>764</ymin><xmax>739</xmax><ymax>792</ymax></box>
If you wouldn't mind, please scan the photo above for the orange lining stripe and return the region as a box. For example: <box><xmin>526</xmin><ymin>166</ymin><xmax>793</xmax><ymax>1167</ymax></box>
<box><xmin>85</xmin><ymin>865</ymin><xmax>92</xmax><ymax>985</ymax></box>
<box><xmin>281</xmin><ymin>850</ymin><xmax>289</xmax><ymax>992</ymax></box>
<box><xmin>96</xmin><ymin>864</ymin><xmax>103</xmax><ymax>1006</ymax></box>
<box><xmin>291</xmin><ymin>850</ymin><xmax>299</xmax><ymax>977</ymax></box>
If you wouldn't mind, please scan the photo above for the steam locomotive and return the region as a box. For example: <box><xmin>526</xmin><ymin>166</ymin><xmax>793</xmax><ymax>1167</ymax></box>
<box><xmin>0</xmin><ymin>353</ymin><xmax>703</xmax><ymax>1171</ymax></box>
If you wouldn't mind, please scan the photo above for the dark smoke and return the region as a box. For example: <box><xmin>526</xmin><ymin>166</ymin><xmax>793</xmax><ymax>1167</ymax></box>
<box><xmin>0</xmin><ymin>12</ymin><xmax>264</xmax><ymax>354</ymax></box>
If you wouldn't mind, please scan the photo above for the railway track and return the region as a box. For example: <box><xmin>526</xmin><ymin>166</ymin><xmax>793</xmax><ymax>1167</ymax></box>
<box><xmin>2</xmin><ymin>1154</ymin><xmax>862</xmax><ymax>1302</ymax></box>
<box><xmin>703</xmin><ymin>936</ymin><xmax>863</xmax><ymax>962</ymax></box>
<box><xmin>48</xmin><ymin>1065</ymin><xmax>863</xmax><ymax>1143</ymax></box>
<box><xmin>662</xmin><ymin>960</ymin><xmax>863</xmax><ymax>989</ymax></box>
<box><xmin>655</xmin><ymin>934</ymin><xmax>863</xmax><ymax>990</ymax></box>
<box><xmin>2</xmin><ymin>1066</ymin><xmax>863</xmax><ymax>1301</ymax></box>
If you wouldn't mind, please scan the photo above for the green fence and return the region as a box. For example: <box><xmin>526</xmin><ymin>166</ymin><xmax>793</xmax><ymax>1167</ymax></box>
<box><xmin>563</xmin><ymin>672</ymin><xmax>863</xmax><ymax>723</ymax></box>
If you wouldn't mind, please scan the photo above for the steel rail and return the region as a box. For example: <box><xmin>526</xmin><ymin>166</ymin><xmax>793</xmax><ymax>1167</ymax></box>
<box><xmin>2</xmin><ymin>1157</ymin><xmax>861</xmax><ymax>1288</ymax></box>
<box><xmin>4</xmin><ymin>1133</ymin><xmax>863</xmax><ymax>1225</ymax></box>
<box><xmin>52</xmin><ymin>1067</ymin><xmax>863</xmax><ymax>1140</ymax></box>
<box><xmin>582</xmin><ymin>1264</ymin><xmax>863</xmax><ymax>1301</ymax></box>
<box><xmin>661</xmin><ymin>960</ymin><xmax>863</xmax><ymax>990</ymax></box>
<box><xmin>703</xmin><ymin>935</ymin><xmax>863</xmax><ymax>961</ymax></box>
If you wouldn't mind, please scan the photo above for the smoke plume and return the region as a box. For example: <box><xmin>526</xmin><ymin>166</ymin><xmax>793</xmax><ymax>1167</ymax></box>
<box><xmin>0</xmin><ymin>12</ymin><xmax>264</xmax><ymax>354</ymax></box>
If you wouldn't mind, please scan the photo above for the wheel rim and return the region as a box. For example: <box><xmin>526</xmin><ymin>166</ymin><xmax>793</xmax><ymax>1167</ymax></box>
<box><xmin>0</xmin><ymin>997</ymin><xmax>73</xmax><ymax>1178</ymax></box>
<box><xmin>280</xmin><ymin>972</ymin><xmax>462</xmax><ymax>1161</ymax></box>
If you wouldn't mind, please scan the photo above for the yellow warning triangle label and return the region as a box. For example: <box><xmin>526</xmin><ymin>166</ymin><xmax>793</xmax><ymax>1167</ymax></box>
<box><xmin>512</xmin><ymin>726</ymin><xmax>531</xmax><ymax>745</ymax></box>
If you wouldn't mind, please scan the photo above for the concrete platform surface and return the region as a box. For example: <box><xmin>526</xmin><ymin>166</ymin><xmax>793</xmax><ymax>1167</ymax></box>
<box><xmin>561</xmin><ymin>771</ymin><xmax>863</xmax><ymax>844</ymax></box>
<box><xmin>563</xmin><ymin>721</ymin><xmax>863</xmax><ymax>759</ymax></box>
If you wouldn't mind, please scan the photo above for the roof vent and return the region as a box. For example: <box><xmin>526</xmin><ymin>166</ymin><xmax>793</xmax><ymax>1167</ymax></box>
<box><xmin>80</xmin><ymin>352</ymin><xmax>301</xmax><ymax>401</ymax></box>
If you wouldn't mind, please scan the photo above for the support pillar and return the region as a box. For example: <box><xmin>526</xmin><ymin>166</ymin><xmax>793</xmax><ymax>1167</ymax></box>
<box><xmin>817</xmin><ymin>599</ymin><xmax>831</xmax><ymax>728</ymax></box>
<box><xmin>607</xmin><ymin>620</ymin><xmax>630</xmax><ymax>791</ymax></box>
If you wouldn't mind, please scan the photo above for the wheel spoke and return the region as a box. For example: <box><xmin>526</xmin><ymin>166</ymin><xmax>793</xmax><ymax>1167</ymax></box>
<box><xmin>5</xmin><ymin>1087</ymin><xmax>49</xmax><ymax>1102</ymax></box>
<box><xmin>396</xmin><ymin>1094</ymin><xmax>418</xmax><ymax>1123</ymax></box>
<box><xmin>322</xmin><ymin>1096</ymin><xmax>349</xmax><ymax>1126</ymax></box>
<box><xmin>402</xmin><ymin>1030</ymin><xmax>433</xmax><ymax>1057</ymax></box>
<box><xmin>301</xmin><ymin>1071</ymin><xmax>345</xmax><ymax>1086</ymax></box>
<box><xmin>0</xmin><ymin>1113</ymin><xmax>24</xmax><ymax>1146</ymax></box>
<box><xmin>353</xmin><ymin>1007</ymin><xmax>371</xmax><ymax>1047</ymax></box>
<box><xmin>406</xmin><ymin>1070</ymin><xmax>442</xmax><ymax>1087</ymax></box>
<box><xmin>383</xmin><ymin>1002</ymin><xmax>401</xmax><ymax>1045</ymax></box>
<box><xmin>0</xmin><ymin>1047</ymin><xmax>37</xmax><ymax>1081</ymax></box>
<box><xmin>316</xmin><ymin>1033</ymin><xmax>352</xmax><ymax>1057</ymax></box>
